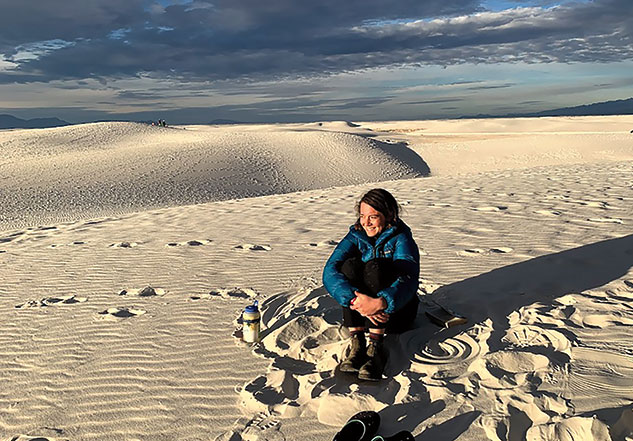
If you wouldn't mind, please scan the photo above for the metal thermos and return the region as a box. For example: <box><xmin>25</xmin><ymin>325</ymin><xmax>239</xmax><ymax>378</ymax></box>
<box><xmin>242</xmin><ymin>301</ymin><xmax>261</xmax><ymax>343</ymax></box>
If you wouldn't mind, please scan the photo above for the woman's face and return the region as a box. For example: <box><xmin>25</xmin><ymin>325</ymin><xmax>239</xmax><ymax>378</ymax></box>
<box><xmin>359</xmin><ymin>202</ymin><xmax>387</xmax><ymax>238</ymax></box>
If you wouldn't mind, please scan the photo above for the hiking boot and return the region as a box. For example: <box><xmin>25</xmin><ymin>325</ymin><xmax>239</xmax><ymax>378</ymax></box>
<box><xmin>339</xmin><ymin>333</ymin><xmax>367</xmax><ymax>373</ymax></box>
<box><xmin>358</xmin><ymin>339</ymin><xmax>386</xmax><ymax>381</ymax></box>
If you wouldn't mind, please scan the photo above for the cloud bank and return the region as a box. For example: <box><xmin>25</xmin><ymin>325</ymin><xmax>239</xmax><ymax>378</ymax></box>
<box><xmin>1</xmin><ymin>0</ymin><xmax>631</xmax><ymax>85</ymax></box>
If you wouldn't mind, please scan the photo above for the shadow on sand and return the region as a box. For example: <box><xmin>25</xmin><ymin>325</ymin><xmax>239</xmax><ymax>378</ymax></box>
<box><xmin>383</xmin><ymin>234</ymin><xmax>633</xmax><ymax>438</ymax></box>
<box><xmin>427</xmin><ymin>233</ymin><xmax>633</xmax><ymax>351</ymax></box>
<box><xmin>371</xmin><ymin>138</ymin><xmax>431</xmax><ymax>177</ymax></box>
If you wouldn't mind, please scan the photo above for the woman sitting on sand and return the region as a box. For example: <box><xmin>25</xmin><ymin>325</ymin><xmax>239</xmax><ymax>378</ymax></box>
<box><xmin>323</xmin><ymin>188</ymin><xmax>420</xmax><ymax>381</ymax></box>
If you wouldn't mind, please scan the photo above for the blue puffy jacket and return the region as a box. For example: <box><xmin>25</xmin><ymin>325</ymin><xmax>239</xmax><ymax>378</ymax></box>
<box><xmin>322</xmin><ymin>219</ymin><xmax>420</xmax><ymax>314</ymax></box>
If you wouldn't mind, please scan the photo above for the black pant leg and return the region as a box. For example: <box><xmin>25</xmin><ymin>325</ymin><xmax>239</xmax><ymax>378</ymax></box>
<box><xmin>385</xmin><ymin>294</ymin><xmax>419</xmax><ymax>333</ymax></box>
<box><xmin>340</xmin><ymin>257</ymin><xmax>367</xmax><ymax>292</ymax></box>
<box><xmin>362</xmin><ymin>258</ymin><xmax>397</xmax><ymax>296</ymax></box>
<box><xmin>340</xmin><ymin>257</ymin><xmax>418</xmax><ymax>332</ymax></box>
<box><xmin>342</xmin><ymin>306</ymin><xmax>368</xmax><ymax>328</ymax></box>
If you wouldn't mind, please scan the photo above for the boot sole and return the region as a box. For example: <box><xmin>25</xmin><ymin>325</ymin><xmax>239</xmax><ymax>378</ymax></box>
<box><xmin>339</xmin><ymin>364</ymin><xmax>361</xmax><ymax>373</ymax></box>
<box><xmin>358</xmin><ymin>372</ymin><xmax>382</xmax><ymax>381</ymax></box>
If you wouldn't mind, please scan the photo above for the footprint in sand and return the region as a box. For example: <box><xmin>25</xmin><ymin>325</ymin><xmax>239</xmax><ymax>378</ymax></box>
<box><xmin>15</xmin><ymin>295</ymin><xmax>87</xmax><ymax>309</ymax></box>
<box><xmin>49</xmin><ymin>241</ymin><xmax>86</xmax><ymax>248</ymax></box>
<box><xmin>569</xmin><ymin>199</ymin><xmax>612</xmax><ymax>209</ymax></box>
<box><xmin>458</xmin><ymin>247</ymin><xmax>513</xmax><ymax>256</ymax></box>
<box><xmin>234</xmin><ymin>243</ymin><xmax>272</xmax><ymax>251</ymax></box>
<box><xmin>191</xmin><ymin>287</ymin><xmax>258</xmax><ymax>300</ymax></box>
<box><xmin>37</xmin><ymin>226</ymin><xmax>57</xmax><ymax>231</ymax></box>
<box><xmin>429</xmin><ymin>202</ymin><xmax>451</xmax><ymax>208</ymax></box>
<box><xmin>503</xmin><ymin>325</ymin><xmax>571</xmax><ymax>355</ymax></box>
<box><xmin>0</xmin><ymin>231</ymin><xmax>25</xmax><ymax>243</ymax></box>
<box><xmin>109</xmin><ymin>241</ymin><xmax>139</xmax><ymax>248</ymax></box>
<box><xmin>458</xmin><ymin>248</ymin><xmax>487</xmax><ymax>256</ymax></box>
<box><xmin>165</xmin><ymin>239</ymin><xmax>212</xmax><ymax>247</ymax></box>
<box><xmin>307</xmin><ymin>240</ymin><xmax>339</xmax><ymax>248</ymax></box>
<box><xmin>214</xmin><ymin>413</ymin><xmax>285</xmax><ymax>441</ymax></box>
<box><xmin>119</xmin><ymin>286</ymin><xmax>166</xmax><ymax>297</ymax></box>
<box><xmin>472</xmin><ymin>206</ymin><xmax>508</xmax><ymax>212</ymax></box>
<box><xmin>545</xmin><ymin>194</ymin><xmax>568</xmax><ymax>200</ymax></box>
<box><xmin>41</xmin><ymin>295</ymin><xmax>88</xmax><ymax>306</ymax></box>
<box><xmin>535</xmin><ymin>209</ymin><xmax>562</xmax><ymax>216</ymax></box>
<box><xmin>490</xmin><ymin>247</ymin><xmax>513</xmax><ymax>253</ymax></box>
<box><xmin>98</xmin><ymin>307</ymin><xmax>146</xmax><ymax>319</ymax></box>
<box><xmin>584</xmin><ymin>201</ymin><xmax>612</xmax><ymax>209</ymax></box>
<box><xmin>588</xmin><ymin>217</ymin><xmax>623</xmax><ymax>224</ymax></box>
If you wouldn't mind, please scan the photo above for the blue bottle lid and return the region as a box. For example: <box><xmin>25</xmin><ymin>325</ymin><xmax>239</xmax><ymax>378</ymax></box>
<box><xmin>245</xmin><ymin>300</ymin><xmax>259</xmax><ymax>313</ymax></box>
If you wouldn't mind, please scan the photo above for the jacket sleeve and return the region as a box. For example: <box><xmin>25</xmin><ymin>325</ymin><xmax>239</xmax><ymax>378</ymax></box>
<box><xmin>322</xmin><ymin>232</ymin><xmax>359</xmax><ymax>308</ymax></box>
<box><xmin>377</xmin><ymin>233</ymin><xmax>420</xmax><ymax>314</ymax></box>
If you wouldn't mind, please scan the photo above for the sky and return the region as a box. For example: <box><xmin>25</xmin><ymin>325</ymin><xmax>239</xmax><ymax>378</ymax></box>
<box><xmin>0</xmin><ymin>0</ymin><xmax>631</xmax><ymax>123</ymax></box>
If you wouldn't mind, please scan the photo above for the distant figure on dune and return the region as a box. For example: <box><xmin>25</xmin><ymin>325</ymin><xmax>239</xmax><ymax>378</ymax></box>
<box><xmin>323</xmin><ymin>188</ymin><xmax>420</xmax><ymax>381</ymax></box>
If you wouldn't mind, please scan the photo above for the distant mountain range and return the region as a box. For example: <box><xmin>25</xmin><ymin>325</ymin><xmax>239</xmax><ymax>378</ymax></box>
<box><xmin>464</xmin><ymin>97</ymin><xmax>633</xmax><ymax>119</ymax></box>
<box><xmin>2</xmin><ymin>98</ymin><xmax>632</xmax><ymax>129</ymax></box>
<box><xmin>0</xmin><ymin>114</ymin><xmax>70</xmax><ymax>129</ymax></box>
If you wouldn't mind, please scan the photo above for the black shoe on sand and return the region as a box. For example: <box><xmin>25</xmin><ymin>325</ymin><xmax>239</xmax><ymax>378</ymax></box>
<box><xmin>358</xmin><ymin>339</ymin><xmax>387</xmax><ymax>381</ymax></box>
<box><xmin>339</xmin><ymin>333</ymin><xmax>367</xmax><ymax>373</ymax></box>
<box><xmin>333</xmin><ymin>411</ymin><xmax>380</xmax><ymax>441</ymax></box>
<box><xmin>371</xmin><ymin>431</ymin><xmax>415</xmax><ymax>441</ymax></box>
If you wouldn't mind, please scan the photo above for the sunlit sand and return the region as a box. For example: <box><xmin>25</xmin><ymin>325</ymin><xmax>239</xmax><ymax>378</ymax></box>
<box><xmin>1</xmin><ymin>115</ymin><xmax>632</xmax><ymax>441</ymax></box>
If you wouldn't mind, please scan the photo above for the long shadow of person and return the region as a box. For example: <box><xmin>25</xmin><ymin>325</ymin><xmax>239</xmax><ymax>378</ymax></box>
<box><xmin>428</xmin><ymin>233</ymin><xmax>633</xmax><ymax>353</ymax></box>
<box><xmin>383</xmin><ymin>234</ymin><xmax>633</xmax><ymax>437</ymax></box>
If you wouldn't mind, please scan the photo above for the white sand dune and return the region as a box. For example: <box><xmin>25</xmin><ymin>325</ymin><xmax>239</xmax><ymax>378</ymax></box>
<box><xmin>0</xmin><ymin>122</ymin><xmax>427</xmax><ymax>230</ymax></box>
<box><xmin>1</xmin><ymin>116</ymin><xmax>633</xmax><ymax>441</ymax></box>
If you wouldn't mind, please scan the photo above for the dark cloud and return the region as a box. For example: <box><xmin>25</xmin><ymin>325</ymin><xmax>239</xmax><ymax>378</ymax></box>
<box><xmin>0</xmin><ymin>0</ymin><xmax>147</xmax><ymax>53</ymax></box>
<box><xmin>0</xmin><ymin>0</ymin><xmax>631</xmax><ymax>85</ymax></box>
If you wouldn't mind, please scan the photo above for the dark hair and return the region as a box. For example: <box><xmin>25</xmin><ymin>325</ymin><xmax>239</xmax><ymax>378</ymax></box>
<box><xmin>354</xmin><ymin>188</ymin><xmax>400</xmax><ymax>230</ymax></box>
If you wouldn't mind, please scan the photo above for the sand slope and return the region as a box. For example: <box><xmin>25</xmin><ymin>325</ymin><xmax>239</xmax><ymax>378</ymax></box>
<box><xmin>0</xmin><ymin>122</ymin><xmax>428</xmax><ymax>230</ymax></box>
<box><xmin>1</xmin><ymin>116</ymin><xmax>633</xmax><ymax>441</ymax></box>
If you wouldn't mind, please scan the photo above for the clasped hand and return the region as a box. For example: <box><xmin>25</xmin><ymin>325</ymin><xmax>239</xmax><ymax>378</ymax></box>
<box><xmin>351</xmin><ymin>291</ymin><xmax>390</xmax><ymax>325</ymax></box>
